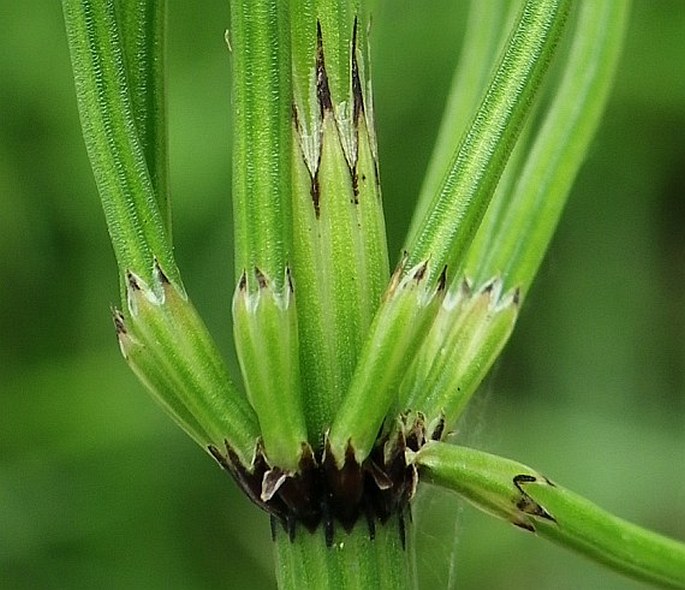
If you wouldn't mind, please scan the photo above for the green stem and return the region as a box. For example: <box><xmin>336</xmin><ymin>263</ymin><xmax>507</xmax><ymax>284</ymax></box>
<box><xmin>273</xmin><ymin>515</ymin><xmax>415</xmax><ymax>590</ymax></box>
<box><xmin>289</xmin><ymin>3</ymin><xmax>389</xmax><ymax>444</ymax></box>
<box><xmin>415</xmin><ymin>442</ymin><xmax>685</xmax><ymax>589</ymax></box>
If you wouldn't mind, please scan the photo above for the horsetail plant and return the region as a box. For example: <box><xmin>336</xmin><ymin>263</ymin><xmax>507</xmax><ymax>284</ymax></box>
<box><xmin>62</xmin><ymin>0</ymin><xmax>685</xmax><ymax>588</ymax></box>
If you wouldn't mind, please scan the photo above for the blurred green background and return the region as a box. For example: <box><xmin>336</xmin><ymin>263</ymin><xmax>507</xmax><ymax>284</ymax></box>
<box><xmin>1</xmin><ymin>1</ymin><xmax>683</xmax><ymax>588</ymax></box>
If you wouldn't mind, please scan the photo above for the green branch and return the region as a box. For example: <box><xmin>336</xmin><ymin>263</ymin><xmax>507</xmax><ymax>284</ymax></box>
<box><xmin>465</xmin><ymin>0</ymin><xmax>631</xmax><ymax>295</ymax></box>
<box><xmin>63</xmin><ymin>0</ymin><xmax>261</xmax><ymax>467</ymax></box>
<box><xmin>399</xmin><ymin>0</ymin><xmax>630</xmax><ymax>432</ymax></box>
<box><xmin>62</xmin><ymin>0</ymin><xmax>177</xmax><ymax>290</ymax></box>
<box><xmin>115</xmin><ymin>0</ymin><xmax>171</xmax><ymax>235</ymax></box>
<box><xmin>404</xmin><ymin>0</ymin><xmax>572</xmax><ymax>288</ymax></box>
<box><xmin>230</xmin><ymin>0</ymin><xmax>292</xmax><ymax>293</ymax></box>
<box><xmin>406</xmin><ymin>0</ymin><xmax>521</xmax><ymax>247</ymax></box>
<box><xmin>230</xmin><ymin>0</ymin><xmax>307</xmax><ymax>470</ymax></box>
<box><xmin>328</xmin><ymin>0</ymin><xmax>572</xmax><ymax>467</ymax></box>
<box><xmin>415</xmin><ymin>442</ymin><xmax>685</xmax><ymax>589</ymax></box>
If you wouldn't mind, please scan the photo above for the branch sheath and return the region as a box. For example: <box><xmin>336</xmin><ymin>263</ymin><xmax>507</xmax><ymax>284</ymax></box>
<box><xmin>118</xmin><ymin>268</ymin><xmax>261</xmax><ymax>467</ymax></box>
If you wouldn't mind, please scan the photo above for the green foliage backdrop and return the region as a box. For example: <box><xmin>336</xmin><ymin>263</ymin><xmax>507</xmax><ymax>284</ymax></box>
<box><xmin>1</xmin><ymin>1</ymin><xmax>683</xmax><ymax>588</ymax></box>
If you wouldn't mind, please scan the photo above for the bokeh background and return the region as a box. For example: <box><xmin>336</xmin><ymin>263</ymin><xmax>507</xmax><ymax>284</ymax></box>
<box><xmin>1</xmin><ymin>1</ymin><xmax>683</xmax><ymax>588</ymax></box>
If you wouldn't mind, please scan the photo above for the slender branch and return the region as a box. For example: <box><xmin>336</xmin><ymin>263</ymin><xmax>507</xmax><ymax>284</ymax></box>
<box><xmin>414</xmin><ymin>442</ymin><xmax>685</xmax><ymax>589</ymax></box>
<box><xmin>400</xmin><ymin>0</ymin><xmax>631</xmax><ymax>431</ymax></box>
<box><xmin>406</xmin><ymin>0</ymin><xmax>521</xmax><ymax>247</ymax></box>
<box><xmin>466</xmin><ymin>0</ymin><xmax>631</xmax><ymax>295</ymax></box>
<box><xmin>328</xmin><ymin>0</ymin><xmax>572</xmax><ymax>467</ymax></box>
<box><xmin>115</xmin><ymin>0</ymin><xmax>171</xmax><ymax>235</ymax></box>
<box><xmin>230</xmin><ymin>0</ymin><xmax>307</xmax><ymax>469</ymax></box>
<box><xmin>62</xmin><ymin>0</ymin><xmax>178</xmax><ymax>290</ymax></box>
<box><xmin>63</xmin><ymin>0</ymin><xmax>261</xmax><ymax>467</ymax></box>
<box><xmin>405</xmin><ymin>0</ymin><xmax>572</xmax><ymax>288</ymax></box>
<box><xmin>230</xmin><ymin>0</ymin><xmax>292</xmax><ymax>293</ymax></box>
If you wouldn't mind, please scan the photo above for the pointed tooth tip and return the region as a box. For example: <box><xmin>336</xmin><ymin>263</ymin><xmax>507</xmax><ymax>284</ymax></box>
<box><xmin>430</xmin><ymin>415</ymin><xmax>446</xmax><ymax>441</ymax></box>
<box><xmin>437</xmin><ymin>266</ymin><xmax>448</xmax><ymax>291</ymax></box>
<box><xmin>261</xmin><ymin>467</ymin><xmax>288</xmax><ymax>502</ymax></box>
<box><xmin>111</xmin><ymin>308</ymin><xmax>127</xmax><ymax>335</ymax></box>
<box><xmin>126</xmin><ymin>270</ymin><xmax>141</xmax><ymax>291</ymax></box>
<box><xmin>298</xmin><ymin>441</ymin><xmax>316</xmax><ymax>469</ymax></box>
<box><xmin>386</xmin><ymin>257</ymin><xmax>406</xmax><ymax>297</ymax></box>
<box><xmin>315</xmin><ymin>20</ymin><xmax>333</xmax><ymax>113</ymax></box>
<box><xmin>238</xmin><ymin>271</ymin><xmax>247</xmax><ymax>291</ymax></box>
<box><xmin>254</xmin><ymin>267</ymin><xmax>268</xmax><ymax>289</ymax></box>
<box><xmin>480</xmin><ymin>278</ymin><xmax>505</xmax><ymax>306</ymax></box>
<box><xmin>154</xmin><ymin>259</ymin><xmax>171</xmax><ymax>285</ymax></box>
<box><xmin>412</xmin><ymin>260</ymin><xmax>429</xmax><ymax>282</ymax></box>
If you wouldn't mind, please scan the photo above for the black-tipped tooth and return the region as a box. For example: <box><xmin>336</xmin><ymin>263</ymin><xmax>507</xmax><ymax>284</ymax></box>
<box><xmin>351</xmin><ymin>15</ymin><xmax>364</xmax><ymax>123</ymax></box>
<box><xmin>315</xmin><ymin>21</ymin><xmax>333</xmax><ymax>114</ymax></box>
<box><xmin>285</xmin><ymin>266</ymin><xmax>294</xmax><ymax>294</ymax></box>
<box><xmin>238</xmin><ymin>270</ymin><xmax>247</xmax><ymax>291</ymax></box>
<box><xmin>437</xmin><ymin>266</ymin><xmax>448</xmax><ymax>291</ymax></box>
<box><xmin>126</xmin><ymin>270</ymin><xmax>142</xmax><ymax>291</ymax></box>
<box><xmin>412</xmin><ymin>260</ymin><xmax>429</xmax><ymax>283</ymax></box>
<box><xmin>254</xmin><ymin>267</ymin><xmax>268</xmax><ymax>289</ymax></box>
<box><xmin>112</xmin><ymin>308</ymin><xmax>127</xmax><ymax>335</ymax></box>
<box><xmin>153</xmin><ymin>259</ymin><xmax>171</xmax><ymax>285</ymax></box>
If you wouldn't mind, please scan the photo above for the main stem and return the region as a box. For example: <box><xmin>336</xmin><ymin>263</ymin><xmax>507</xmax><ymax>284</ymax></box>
<box><xmin>274</xmin><ymin>515</ymin><xmax>416</xmax><ymax>590</ymax></box>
